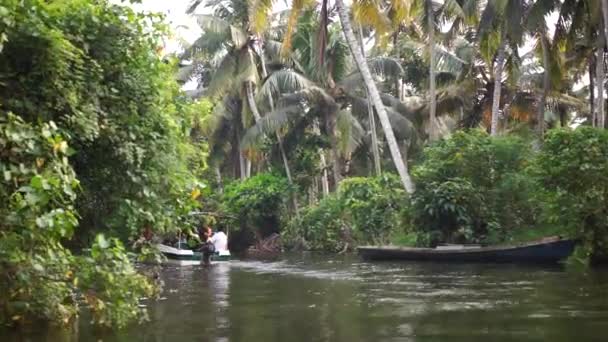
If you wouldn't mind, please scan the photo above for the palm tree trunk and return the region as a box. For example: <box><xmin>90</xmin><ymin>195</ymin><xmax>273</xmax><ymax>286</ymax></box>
<box><xmin>491</xmin><ymin>29</ymin><xmax>507</xmax><ymax>136</ymax></box>
<box><xmin>590</xmin><ymin>57</ymin><xmax>596</xmax><ymax>126</ymax></box>
<box><xmin>538</xmin><ymin>33</ymin><xmax>549</xmax><ymax>138</ymax></box>
<box><xmin>335</xmin><ymin>0</ymin><xmax>414</xmax><ymax>193</ymax></box>
<box><xmin>596</xmin><ymin>42</ymin><xmax>605</xmax><ymax>129</ymax></box>
<box><xmin>358</xmin><ymin>24</ymin><xmax>381</xmax><ymax>176</ymax></box>
<box><xmin>314</xmin><ymin>119</ymin><xmax>330</xmax><ymax>196</ymax></box>
<box><xmin>215</xmin><ymin>166</ymin><xmax>223</xmax><ymax>193</ymax></box>
<box><xmin>428</xmin><ymin>1</ymin><xmax>437</xmax><ymax>141</ymax></box>
<box><xmin>237</xmin><ymin>133</ymin><xmax>247</xmax><ymax>180</ymax></box>
<box><xmin>602</xmin><ymin>0</ymin><xmax>608</xmax><ymax>117</ymax></box>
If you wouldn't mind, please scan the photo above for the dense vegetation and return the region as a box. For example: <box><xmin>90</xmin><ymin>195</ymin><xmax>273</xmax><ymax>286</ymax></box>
<box><xmin>1</xmin><ymin>0</ymin><xmax>206</xmax><ymax>328</ymax></box>
<box><xmin>3</xmin><ymin>0</ymin><xmax>608</xmax><ymax>332</ymax></box>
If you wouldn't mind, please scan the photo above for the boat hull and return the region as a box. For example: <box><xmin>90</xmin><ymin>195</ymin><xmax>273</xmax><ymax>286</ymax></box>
<box><xmin>156</xmin><ymin>244</ymin><xmax>231</xmax><ymax>264</ymax></box>
<box><xmin>358</xmin><ymin>239</ymin><xmax>577</xmax><ymax>264</ymax></box>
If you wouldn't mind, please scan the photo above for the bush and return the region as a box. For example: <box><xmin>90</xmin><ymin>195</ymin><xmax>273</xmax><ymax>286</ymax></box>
<box><xmin>284</xmin><ymin>195</ymin><xmax>347</xmax><ymax>252</ymax></box>
<box><xmin>338</xmin><ymin>174</ymin><xmax>408</xmax><ymax>244</ymax></box>
<box><xmin>284</xmin><ymin>174</ymin><xmax>408</xmax><ymax>251</ymax></box>
<box><xmin>0</xmin><ymin>115</ymin><xmax>155</xmax><ymax>327</ymax></box>
<box><xmin>411</xmin><ymin>130</ymin><xmax>536</xmax><ymax>246</ymax></box>
<box><xmin>222</xmin><ymin>173</ymin><xmax>293</xmax><ymax>239</ymax></box>
<box><xmin>532</xmin><ymin>127</ymin><xmax>608</xmax><ymax>262</ymax></box>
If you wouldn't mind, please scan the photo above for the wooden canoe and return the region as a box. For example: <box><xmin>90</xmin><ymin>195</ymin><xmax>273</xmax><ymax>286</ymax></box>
<box><xmin>357</xmin><ymin>237</ymin><xmax>577</xmax><ymax>264</ymax></box>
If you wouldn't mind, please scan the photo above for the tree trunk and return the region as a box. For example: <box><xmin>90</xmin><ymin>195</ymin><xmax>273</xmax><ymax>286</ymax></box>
<box><xmin>601</xmin><ymin>0</ymin><xmax>608</xmax><ymax>124</ymax></box>
<box><xmin>335</xmin><ymin>0</ymin><xmax>414</xmax><ymax>193</ymax></box>
<box><xmin>428</xmin><ymin>1</ymin><xmax>437</xmax><ymax>141</ymax></box>
<box><xmin>599</xmin><ymin>7</ymin><xmax>607</xmax><ymax>128</ymax></box>
<box><xmin>596</xmin><ymin>41</ymin><xmax>605</xmax><ymax>129</ymax></box>
<box><xmin>314</xmin><ymin>119</ymin><xmax>330</xmax><ymax>196</ymax></box>
<box><xmin>237</xmin><ymin>131</ymin><xmax>247</xmax><ymax>180</ymax></box>
<box><xmin>358</xmin><ymin>24</ymin><xmax>381</xmax><ymax>176</ymax></box>
<box><xmin>324</xmin><ymin>111</ymin><xmax>342</xmax><ymax>187</ymax></box>
<box><xmin>538</xmin><ymin>33</ymin><xmax>550</xmax><ymax>138</ymax></box>
<box><xmin>215</xmin><ymin>166</ymin><xmax>223</xmax><ymax>193</ymax></box>
<box><xmin>491</xmin><ymin>30</ymin><xmax>507</xmax><ymax>136</ymax></box>
<box><xmin>590</xmin><ymin>56</ymin><xmax>596</xmax><ymax>126</ymax></box>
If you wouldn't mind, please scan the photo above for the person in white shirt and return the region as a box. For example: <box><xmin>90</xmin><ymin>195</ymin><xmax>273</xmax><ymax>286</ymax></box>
<box><xmin>210</xmin><ymin>226</ymin><xmax>228</xmax><ymax>252</ymax></box>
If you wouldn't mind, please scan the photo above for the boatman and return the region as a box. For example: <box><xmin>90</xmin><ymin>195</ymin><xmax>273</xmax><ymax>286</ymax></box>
<box><xmin>200</xmin><ymin>226</ymin><xmax>215</xmax><ymax>266</ymax></box>
<box><xmin>210</xmin><ymin>226</ymin><xmax>228</xmax><ymax>253</ymax></box>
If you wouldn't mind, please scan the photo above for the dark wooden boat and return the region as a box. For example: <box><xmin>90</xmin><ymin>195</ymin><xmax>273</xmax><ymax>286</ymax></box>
<box><xmin>358</xmin><ymin>237</ymin><xmax>577</xmax><ymax>264</ymax></box>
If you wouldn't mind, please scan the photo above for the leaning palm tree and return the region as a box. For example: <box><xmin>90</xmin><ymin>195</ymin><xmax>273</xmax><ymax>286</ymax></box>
<box><xmin>246</xmin><ymin>0</ymin><xmax>415</xmax><ymax>192</ymax></box>
<box><xmin>334</xmin><ymin>0</ymin><xmax>414</xmax><ymax>192</ymax></box>
<box><xmin>243</xmin><ymin>9</ymin><xmax>420</xmax><ymax>191</ymax></box>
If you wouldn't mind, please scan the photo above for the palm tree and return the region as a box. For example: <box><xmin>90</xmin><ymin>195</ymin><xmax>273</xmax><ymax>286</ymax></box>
<box><xmin>183</xmin><ymin>0</ymin><xmax>302</xmax><ymax>193</ymax></box>
<box><xmin>335</xmin><ymin>0</ymin><xmax>414</xmax><ymax>193</ymax></box>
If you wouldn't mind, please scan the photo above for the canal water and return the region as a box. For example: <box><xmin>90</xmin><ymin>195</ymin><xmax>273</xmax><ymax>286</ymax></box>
<box><xmin>7</xmin><ymin>254</ymin><xmax>608</xmax><ymax>341</ymax></box>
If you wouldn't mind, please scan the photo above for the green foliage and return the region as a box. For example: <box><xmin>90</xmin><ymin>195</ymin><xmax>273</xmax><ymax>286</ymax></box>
<box><xmin>0</xmin><ymin>0</ymin><xmax>206</xmax><ymax>243</ymax></box>
<box><xmin>411</xmin><ymin>130</ymin><xmax>536</xmax><ymax>246</ymax></box>
<box><xmin>0</xmin><ymin>115</ymin><xmax>155</xmax><ymax>328</ymax></box>
<box><xmin>531</xmin><ymin>128</ymin><xmax>608</xmax><ymax>262</ymax></box>
<box><xmin>338</xmin><ymin>174</ymin><xmax>407</xmax><ymax>244</ymax></box>
<box><xmin>77</xmin><ymin>235</ymin><xmax>156</xmax><ymax>329</ymax></box>
<box><xmin>285</xmin><ymin>174</ymin><xmax>408</xmax><ymax>251</ymax></box>
<box><xmin>0</xmin><ymin>0</ymin><xmax>206</xmax><ymax>328</ymax></box>
<box><xmin>222</xmin><ymin>173</ymin><xmax>292</xmax><ymax>237</ymax></box>
<box><xmin>0</xmin><ymin>115</ymin><xmax>80</xmax><ymax>326</ymax></box>
<box><xmin>284</xmin><ymin>195</ymin><xmax>347</xmax><ymax>252</ymax></box>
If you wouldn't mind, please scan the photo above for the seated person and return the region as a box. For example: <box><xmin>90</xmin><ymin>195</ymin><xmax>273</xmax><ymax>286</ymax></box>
<box><xmin>210</xmin><ymin>226</ymin><xmax>229</xmax><ymax>254</ymax></box>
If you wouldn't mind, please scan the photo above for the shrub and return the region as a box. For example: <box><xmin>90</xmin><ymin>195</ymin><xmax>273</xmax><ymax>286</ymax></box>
<box><xmin>284</xmin><ymin>174</ymin><xmax>408</xmax><ymax>251</ymax></box>
<box><xmin>339</xmin><ymin>174</ymin><xmax>408</xmax><ymax>244</ymax></box>
<box><xmin>284</xmin><ymin>195</ymin><xmax>347</xmax><ymax>252</ymax></box>
<box><xmin>411</xmin><ymin>130</ymin><xmax>536</xmax><ymax>245</ymax></box>
<box><xmin>0</xmin><ymin>115</ymin><xmax>155</xmax><ymax>327</ymax></box>
<box><xmin>531</xmin><ymin>127</ymin><xmax>608</xmax><ymax>262</ymax></box>
<box><xmin>222</xmin><ymin>173</ymin><xmax>293</xmax><ymax>239</ymax></box>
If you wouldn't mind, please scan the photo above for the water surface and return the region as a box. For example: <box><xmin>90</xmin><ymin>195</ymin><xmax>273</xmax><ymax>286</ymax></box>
<box><xmin>8</xmin><ymin>254</ymin><xmax>608</xmax><ymax>341</ymax></box>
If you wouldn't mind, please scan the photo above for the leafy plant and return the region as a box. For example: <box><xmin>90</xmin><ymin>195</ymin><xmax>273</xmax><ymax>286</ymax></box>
<box><xmin>0</xmin><ymin>115</ymin><xmax>155</xmax><ymax>328</ymax></box>
<box><xmin>222</xmin><ymin>173</ymin><xmax>293</xmax><ymax>239</ymax></box>
<box><xmin>411</xmin><ymin>129</ymin><xmax>536</xmax><ymax>245</ymax></box>
<box><xmin>531</xmin><ymin>127</ymin><xmax>608</xmax><ymax>263</ymax></box>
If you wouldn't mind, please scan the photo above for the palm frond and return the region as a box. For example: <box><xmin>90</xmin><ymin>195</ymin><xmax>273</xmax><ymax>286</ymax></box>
<box><xmin>385</xmin><ymin>107</ymin><xmax>417</xmax><ymax>141</ymax></box>
<box><xmin>207</xmin><ymin>53</ymin><xmax>237</xmax><ymax>98</ymax></box>
<box><xmin>249</xmin><ymin>0</ymin><xmax>275</xmax><ymax>34</ymax></box>
<box><xmin>353</xmin><ymin>0</ymin><xmax>391</xmax><ymax>43</ymax></box>
<box><xmin>368</xmin><ymin>56</ymin><xmax>404</xmax><ymax>80</ymax></box>
<box><xmin>257</xmin><ymin>69</ymin><xmax>315</xmax><ymax>106</ymax></box>
<box><xmin>241</xmin><ymin>105</ymin><xmax>304</xmax><ymax>149</ymax></box>
<box><xmin>336</xmin><ymin>109</ymin><xmax>365</xmax><ymax>156</ymax></box>
<box><xmin>195</xmin><ymin>14</ymin><xmax>247</xmax><ymax>48</ymax></box>
<box><xmin>281</xmin><ymin>0</ymin><xmax>316</xmax><ymax>55</ymax></box>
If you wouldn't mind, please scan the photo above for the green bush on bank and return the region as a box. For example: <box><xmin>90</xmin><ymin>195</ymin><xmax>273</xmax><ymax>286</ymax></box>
<box><xmin>531</xmin><ymin>127</ymin><xmax>608</xmax><ymax>263</ymax></box>
<box><xmin>1</xmin><ymin>0</ymin><xmax>205</xmax><ymax>328</ymax></box>
<box><xmin>222</xmin><ymin>173</ymin><xmax>293</xmax><ymax>240</ymax></box>
<box><xmin>284</xmin><ymin>174</ymin><xmax>408</xmax><ymax>251</ymax></box>
<box><xmin>410</xmin><ymin>130</ymin><xmax>537</xmax><ymax>246</ymax></box>
<box><xmin>0</xmin><ymin>116</ymin><xmax>154</xmax><ymax>328</ymax></box>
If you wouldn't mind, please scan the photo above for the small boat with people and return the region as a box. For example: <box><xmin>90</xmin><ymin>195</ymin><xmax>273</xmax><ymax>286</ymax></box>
<box><xmin>357</xmin><ymin>236</ymin><xmax>577</xmax><ymax>264</ymax></box>
<box><xmin>157</xmin><ymin>225</ymin><xmax>231</xmax><ymax>266</ymax></box>
<box><xmin>157</xmin><ymin>243</ymin><xmax>231</xmax><ymax>266</ymax></box>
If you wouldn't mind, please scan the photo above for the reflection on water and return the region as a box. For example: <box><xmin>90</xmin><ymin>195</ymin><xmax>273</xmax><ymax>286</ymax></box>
<box><xmin>6</xmin><ymin>254</ymin><xmax>608</xmax><ymax>341</ymax></box>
